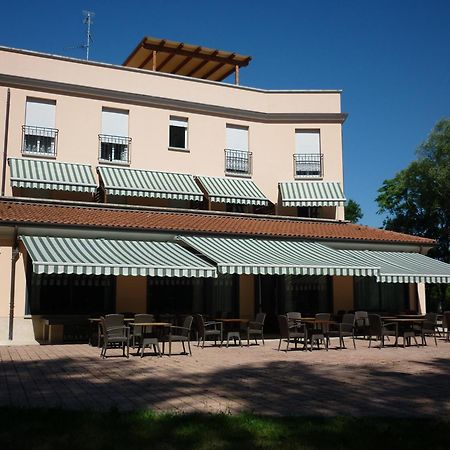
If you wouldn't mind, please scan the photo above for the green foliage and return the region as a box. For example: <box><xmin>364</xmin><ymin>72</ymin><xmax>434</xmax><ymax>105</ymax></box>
<box><xmin>376</xmin><ymin>118</ymin><xmax>450</xmax><ymax>263</ymax></box>
<box><xmin>345</xmin><ymin>199</ymin><xmax>363</xmax><ymax>223</ymax></box>
<box><xmin>1</xmin><ymin>407</ymin><xmax>450</xmax><ymax>450</ymax></box>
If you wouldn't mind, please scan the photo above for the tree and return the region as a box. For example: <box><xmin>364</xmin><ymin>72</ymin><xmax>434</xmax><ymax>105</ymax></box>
<box><xmin>345</xmin><ymin>199</ymin><xmax>363</xmax><ymax>223</ymax></box>
<box><xmin>376</xmin><ymin>118</ymin><xmax>450</xmax><ymax>309</ymax></box>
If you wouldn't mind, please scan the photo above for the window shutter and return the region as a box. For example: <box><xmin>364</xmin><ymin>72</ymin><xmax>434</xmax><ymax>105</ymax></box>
<box><xmin>226</xmin><ymin>125</ymin><xmax>248</xmax><ymax>151</ymax></box>
<box><xmin>295</xmin><ymin>131</ymin><xmax>320</xmax><ymax>154</ymax></box>
<box><xmin>169</xmin><ymin>117</ymin><xmax>188</xmax><ymax>128</ymax></box>
<box><xmin>102</xmin><ymin>108</ymin><xmax>129</xmax><ymax>137</ymax></box>
<box><xmin>25</xmin><ymin>99</ymin><xmax>56</xmax><ymax>128</ymax></box>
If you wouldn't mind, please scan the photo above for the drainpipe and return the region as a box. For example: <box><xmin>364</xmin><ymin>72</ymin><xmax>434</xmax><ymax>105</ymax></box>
<box><xmin>1</xmin><ymin>88</ymin><xmax>11</xmax><ymax>196</ymax></box>
<box><xmin>8</xmin><ymin>226</ymin><xmax>19</xmax><ymax>341</ymax></box>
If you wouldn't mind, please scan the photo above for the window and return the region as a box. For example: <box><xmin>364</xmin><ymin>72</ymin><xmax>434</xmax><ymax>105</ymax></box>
<box><xmin>294</xmin><ymin>130</ymin><xmax>323</xmax><ymax>177</ymax></box>
<box><xmin>354</xmin><ymin>277</ymin><xmax>409</xmax><ymax>312</ymax></box>
<box><xmin>169</xmin><ymin>116</ymin><xmax>188</xmax><ymax>150</ymax></box>
<box><xmin>225</xmin><ymin>125</ymin><xmax>251</xmax><ymax>175</ymax></box>
<box><xmin>22</xmin><ymin>98</ymin><xmax>58</xmax><ymax>156</ymax></box>
<box><xmin>99</xmin><ymin>108</ymin><xmax>131</xmax><ymax>163</ymax></box>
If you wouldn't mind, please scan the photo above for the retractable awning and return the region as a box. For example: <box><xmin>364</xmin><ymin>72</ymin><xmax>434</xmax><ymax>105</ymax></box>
<box><xmin>279</xmin><ymin>181</ymin><xmax>346</xmax><ymax>207</ymax></box>
<box><xmin>9</xmin><ymin>158</ymin><xmax>96</xmax><ymax>193</ymax></box>
<box><xmin>178</xmin><ymin>235</ymin><xmax>379</xmax><ymax>276</ymax></box>
<box><xmin>21</xmin><ymin>236</ymin><xmax>216</xmax><ymax>277</ymax></box>
<box><xmin>339</xmin><ymin>250</ymin><xmax>450</xmax><ymax>284</ymax></box>
<box><xmin>196</xmin><ymin>176</ymin><xmax>269</xmax><ymax>205</ymax></box>
<box><xmin>98</xmin><ymin>166</ymin><xmax>204</xmax><ymax>201</ymax></box>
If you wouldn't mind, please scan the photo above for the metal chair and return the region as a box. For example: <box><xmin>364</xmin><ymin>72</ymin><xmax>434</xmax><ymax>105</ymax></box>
<box><xmin>194</xmin><ymin>314</ymin><xmax>223</xmax><ymax>348</ymax></box>
<box><xmin>161</xmin><ymin>315</ymin><xmax>193</xmax><ymax>356</ymax></box>
<box><xmin>309</xmin><ymin>313</ymin><xmax>330</xmax><ymax>351</ymax></box>
<box><xmin>246</xmin><ymin>312</ymin><xmax>266</xmax><ymax>346</ymax></box>
<box><xmin>278</xmin><ymin>315</ymin><xmax>307</xmax><ymax>351</ymax></box>
<box><xmin>354</xmin><ymin>311</ymin><xmax>370</xmax><ymax>339</ymax></box>
<box><xmin>443</xmin><ymin>311</ymin><xmax>450</xmax><ymax>341</ymax></box>
<box><xmin>100</xmin><ymin>314</ymin><xmax>130</xmax><ymax>358</ymax></box>
<box><xmin>367</xmin><ymin>314</ymin><xmax>398</xmax><ymax>348</ymax></box>
<box><xmin>418</xmin><ymin>313</ymin><xmax>438</xmax><ymax>346</ymax></box>
<box><xmin>326</xmin><ymin>313</ymin><xmax>356</xmax><ymax>349</ymax></box>
<box><xmin>132</xmin><ymin>314</ymin><xmax>155</xmax><ymax>348</ymax></box>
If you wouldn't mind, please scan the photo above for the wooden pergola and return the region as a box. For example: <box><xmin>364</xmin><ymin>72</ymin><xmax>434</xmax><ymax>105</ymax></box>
<box><xmin>123</xmin><ymin>37</ymin><xmax>252</xmax><ymax>85</ymax></box>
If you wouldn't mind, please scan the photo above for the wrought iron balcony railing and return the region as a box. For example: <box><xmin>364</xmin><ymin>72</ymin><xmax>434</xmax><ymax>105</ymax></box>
<box><xmin>22</xmin><ymin>125</ymin><xmax>58</xmax><ymax>156</ymax></box>
<box><xmin>224</xmin><ymin>149</ymin><xmax>252</xmax><ymax>175</ymax></box>
<box><xmin>293</xmin><ymin>153</ymin><xmax>323</xmax><ymax>178</ymax></box>
<box><xmin>98</xmin><ymin>134</ymin><xmax>131</xmax><ymax>164</ymax></box>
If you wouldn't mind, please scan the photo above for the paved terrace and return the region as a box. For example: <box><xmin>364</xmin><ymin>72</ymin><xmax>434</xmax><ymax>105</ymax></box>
<box><xmin>1</xmin><ymin>340</ymin><xmax>449</xmax><ymax>416</ymax></box>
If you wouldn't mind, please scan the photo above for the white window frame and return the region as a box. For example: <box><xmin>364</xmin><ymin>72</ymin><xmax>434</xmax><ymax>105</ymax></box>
<box><xmin>168</xmin><ymin>116</ymin><xmax>189</xmax><ymax>151</ymax></box>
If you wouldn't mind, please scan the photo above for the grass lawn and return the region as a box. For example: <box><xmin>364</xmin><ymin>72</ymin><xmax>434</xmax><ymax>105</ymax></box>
<box><xmin>1</xmin><ymin>407</ymin><xmax>449</xmax><ymax>450</ymax></box>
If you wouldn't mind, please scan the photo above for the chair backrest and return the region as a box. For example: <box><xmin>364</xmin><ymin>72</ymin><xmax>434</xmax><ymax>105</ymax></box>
<box><xmin>181</xmin><ymin>315</ymin><xmax>194</xmax><ymax>337</ymax></box>
<box><xmin>134</xmin><ymin>314</ymin><xmax>155</xmax><ymax>324</ymax></box>
<box><xmin>341</xmin><ymin>313</ymin><xmax>355</xmax><ymax>332</ymax></box>
<box><xmin>104</xmin><ymin>314</ymin><xmax>125</xmax><ymax>338</ymax></box>
<box><xmin>354</xmin><ymin>311</ymin><xmax>369</xmax><ymax>327</ymax></box>
<box><xmin>424</xmin><ymin>312</ymin><xmax>437</xmax><ymax>324</ymax></box>
<box><xmin>194</xmin><ymin>314</ymin><xmax>205</xmax><ymax>337</ymax></box>
<box><xmin>368</xmin><ymin>314</ymin><xmax>382</xmax><ymax>335</ymax></box>
<box><xmin>255</xmin><ymin>312</ymin><xmax>266</xmax><ymax>325</ymax></box>
<box><xmin>315</xmin><ymin>313</ymin><xmax>331</xmax><ymax>332</ymax></box>
<box><xmin>133</xmin><ymin>314</ymin><xmax>154</xmax><ymax>336</ymax></box>
<box><xmin>443</xmin><ymin>311</ymin><xmax>450</xmax><ymax>328</ymax></box>
<box><xmin>278</xmin><ymin>315</ymin><xmax>290</xmax><ymax>339</ymax></box>
<box><xmin>286</xmin><ymin>312</ymin><xmax>302</xmax><ymax>321</ymax></box>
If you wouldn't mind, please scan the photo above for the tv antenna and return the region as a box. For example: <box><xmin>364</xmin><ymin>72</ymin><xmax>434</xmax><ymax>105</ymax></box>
<box><xmin>82</xmin><ymin>10</ymin><xmax>95</xmax><ymax>60</ymax></box>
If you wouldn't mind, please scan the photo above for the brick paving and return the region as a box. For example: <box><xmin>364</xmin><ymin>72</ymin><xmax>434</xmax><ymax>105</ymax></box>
<box><xmin>1</xmin><ymin>338</ymin><xmax>450</xmax><ymax>416</ymax></box>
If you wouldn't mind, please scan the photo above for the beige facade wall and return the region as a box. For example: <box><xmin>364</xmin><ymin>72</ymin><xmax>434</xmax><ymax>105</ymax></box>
<box><xmin>239</xmin><ymin>275</ymin><xmax>255</xmax><ymax>320</ymax></box>
<box><xmin>332</xmin><ymin>276</ymin><xmax>354</xmax><ymax>313</ymax></box>
<box><xmin>116</xmin><ymin>276</ymin><xmax>147</xmax><ymax>313</ymax></box>
<box><xmin>0</xmin><ymin>48</ymin><xmax>345</xmax><ymax>218</ymax></box>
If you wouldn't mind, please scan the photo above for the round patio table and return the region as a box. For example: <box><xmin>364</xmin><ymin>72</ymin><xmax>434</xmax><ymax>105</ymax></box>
<box><xmin>129</xmin><ymin>322</ymin><xmax>171</xmax><ymax>357</ymax></box>
<box><xmin>215</xmin><ymin>319</ymin><xmax>249</xmax><ymax>347</ymax></box>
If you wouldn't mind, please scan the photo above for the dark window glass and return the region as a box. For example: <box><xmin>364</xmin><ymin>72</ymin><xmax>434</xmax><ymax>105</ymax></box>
<box><xmin>354</xmin><ymin>277</ymin><xmax>409</xmax><ymax>312</ymax></box>
<box><xmin>27</xmin><ymin>271</ymin><xmax>115</xmax><ymax>315</ymax></box>
<box><xmin>169</xmin><ymin>125</ymin><xmax>186</xmax><ymax>149</ymax></box>
<box><xmin>147</xmin><ymin>275</ymin><xmax>238</xmax><ymax>318</ymax></box>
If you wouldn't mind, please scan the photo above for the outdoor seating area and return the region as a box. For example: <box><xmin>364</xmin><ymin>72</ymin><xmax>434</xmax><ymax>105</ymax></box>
<box><xmin>86</xmin><ymin>309</ymin><xmax>450</xmax><ymax>359</ymax></box>
<box><xmin>92</xmin><ymin>312</ymin><xmax>267</xmax><ymax>357</ymax></box>
<box><xmin>276</xmin><ymin>311</ymin><xmax>448</xmax><ymax>352</ymax></box>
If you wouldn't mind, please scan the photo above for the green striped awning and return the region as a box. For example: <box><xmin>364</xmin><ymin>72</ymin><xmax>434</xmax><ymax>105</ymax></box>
<box><xmin>21</xmin><ymin>236</ymin><xmax>217</xmax><ymax>277</ymax></box>
<box><xmin>196</xmin><ymin>176</ymin><xmax>269</xmax><ymax>205</ymax></box>
<box><xmin>98</xmin><ymin>166</ymin><xmax>203</xmax><ymax>201</ymax></box>
<box><xmin>178</xmin><ymin>236</ymin><xmax>379</xmax><ymax>276</ymax></box>
<box><xmin>9</xmin><ymin>158</ymin><xmax>96</xmax><ymax>193</ymax></box>
<box><xmin>339</xmin><ymin>250</ymin><xmax>450</xmax><ymax>284</ymax></box>
<box><xmin>279</xmin><ymin>181</ymin><xmax>346</xmax><ymax>207</ymax></box>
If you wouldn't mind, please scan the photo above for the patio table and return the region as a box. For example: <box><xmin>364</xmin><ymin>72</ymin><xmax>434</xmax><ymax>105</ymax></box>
<box><xmin>381</xmin><ymin>318</ymin><xmax>426</xmax><ymax>347</ymax></box>
<box><xmin>215</xmin><ymin>318</ymin><xmax>249</xmax><ymax>347</ymax></box>
<box><xmin>129</xmin><ymin>322</ymin><xmax>171</xmax><ymax>357</ymax></box>
<box><xmin>296</xmin><ymin>318</ymin><xmax>336</xmax><ymax>351</ymax></box>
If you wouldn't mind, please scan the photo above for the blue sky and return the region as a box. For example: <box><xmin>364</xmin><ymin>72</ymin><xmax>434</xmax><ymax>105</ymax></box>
<box><xmin>1</xmin><ymin>0</ymin><xmax>449</xmax><ymax>227</ymax></box>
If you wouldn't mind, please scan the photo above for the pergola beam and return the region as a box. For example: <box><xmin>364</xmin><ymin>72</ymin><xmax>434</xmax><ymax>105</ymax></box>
<box><xmin>142</xmin><ymin>42</ymin><xmax>249</xmax><ymax>67</ymax></box>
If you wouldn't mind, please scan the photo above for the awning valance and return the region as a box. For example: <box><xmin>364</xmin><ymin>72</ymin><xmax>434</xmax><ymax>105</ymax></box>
<box><xmin>279</xmin><ymin>181</ymin><xmax>346</xmax><ymax>207</ymax></box>
<box><xmin>339</xmin><ymin>250</ymin><xmax>450</xmax><ymax>284</ymax></box>
<box><xmin>9</xmin><ymin>158</ymin><xmax>96</xmax><ymax>193</ymax></box>
<box><xmin>178</xmin><ymin>235</ymin><xmax>379</xmax><ymax>276</ymax></box>
<box><xmin>98</xmin><ymin>166</ymin><xmax>204</xmax><ymax>201</ymax></box>
<box><xmin>196</xmin><ymin>176</ymin><xmax>269</xmax><ymax>206</ymax></box>
<box><xmin>22</xmin><ymin>236</ymin><xmax>216</xmax><ymax>278</ymax></box>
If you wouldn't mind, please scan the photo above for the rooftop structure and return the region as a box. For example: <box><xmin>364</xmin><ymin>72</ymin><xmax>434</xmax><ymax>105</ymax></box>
<box><xmin>123</xmin><ymin>36</ymin><xmax>252</xmax><ymax>84</ymax></box>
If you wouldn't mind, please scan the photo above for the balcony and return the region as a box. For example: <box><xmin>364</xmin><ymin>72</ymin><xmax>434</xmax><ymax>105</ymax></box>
<box><xmin>224</xmin><ymin>149</ymin><xmax>252</xmax><ymax>176</ymax></box>
<box><xmin>293</xmin><ymin>153</ymin><xmax>323</xmax><ymax>178</ymax></box>
<box><xmin>22</xmin><ymin>125</ymin><xmax>58</xmax><ymax>157</ymax></box>
<box><xmin>98</xmin><ymin>134</ymin><xmax>131</xmax><ymax>165</ymax></box>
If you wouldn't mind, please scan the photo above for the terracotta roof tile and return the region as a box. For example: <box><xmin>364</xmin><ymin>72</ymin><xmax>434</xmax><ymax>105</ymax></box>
<box><xmin>0</xmin><ymin>199</ymin><xmax>435</xmax><ymax>246</ymax></box>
